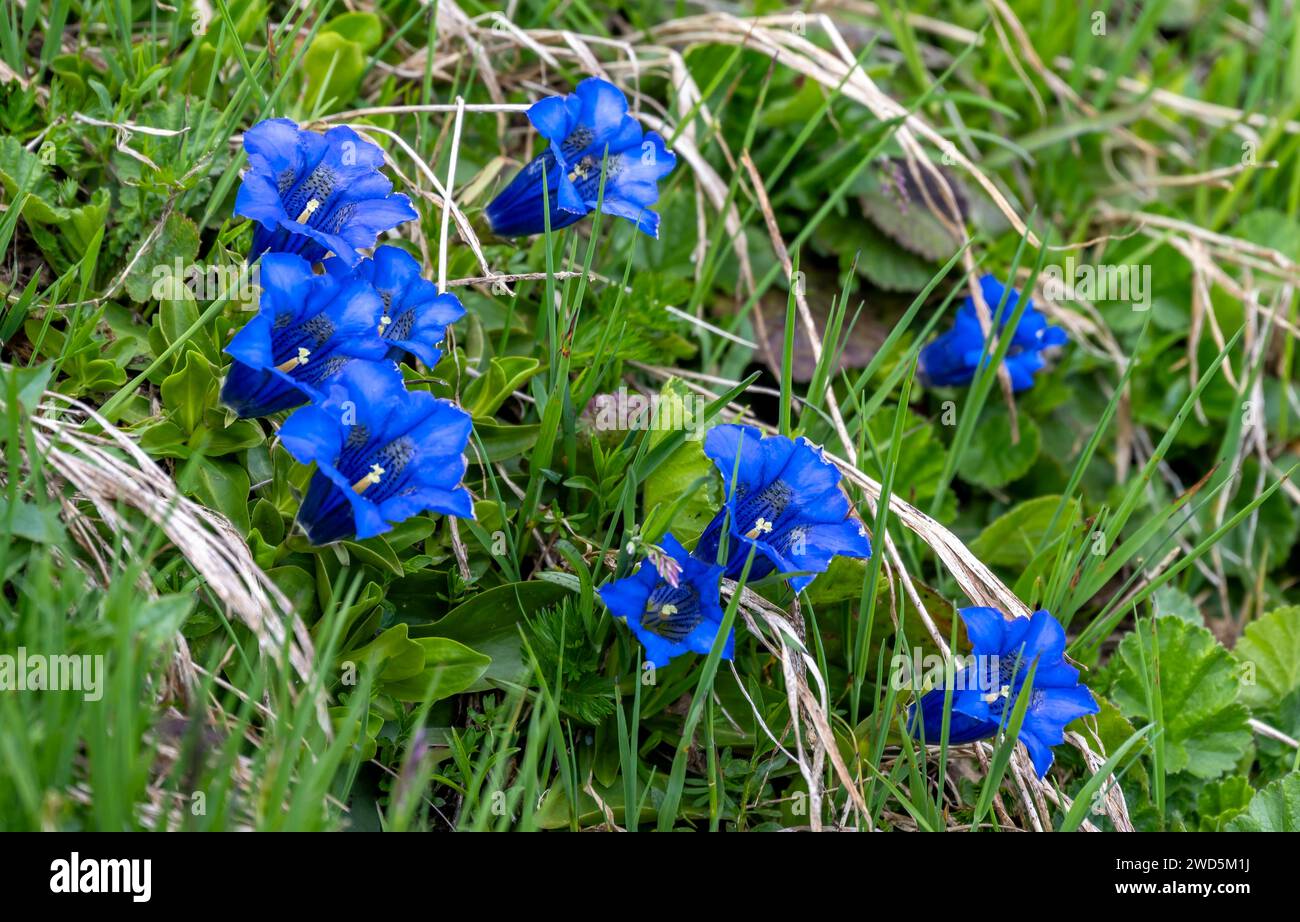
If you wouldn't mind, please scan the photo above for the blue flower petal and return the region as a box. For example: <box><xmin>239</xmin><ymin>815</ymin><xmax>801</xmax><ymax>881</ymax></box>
<box><xmin>279</xmin><ymin>360</ymin><xmax>474</xmax><ymax>544</ymax></box>
<box><xmin>919</xmin><ymin>274</ymin><xmax>1067</xmax><ymax>392</ymax></box>
<box><xmin>221</xmin><ymin>253</ymin><xmax>388</xmax><ymax>417</ymax></box>
<box><xmin>598</xmin><ymin>532</ymin><xmax>729</xmax><ymax>667</ymax></box>
<box><xmin>327</xmin><ymin>246</ymin><xmax>465</xmax><ymax>369</ymax></box>
<box><xmin>695</xmin><ymin>425</ymin><xmax>869</xmax><ymax>591</ymax></box>
<box><xmin>959</xmin><ymin>607</ymin><xmax>1009</xmax><ymax>656</ymax></box>
<box><xmin>236</xmin><ymin>118</ymin><xmax>415</xmax><ymax>264</ymax></box>
<box><xmin>911</xmin><ymin>608</ymin><xmax>1099</xmax><ymax>778</ymax></box>
<box><xmin>486</xmin><ymin>79</ymin><xmax>675</xmax><ymax>238</ymax></box>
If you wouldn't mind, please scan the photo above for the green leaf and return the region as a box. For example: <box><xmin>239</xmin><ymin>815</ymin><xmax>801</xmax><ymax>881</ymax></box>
<box><xmin>412</xmin><ymin>580</ymin><xmax>574</xmax><ymax>689</ymax></box>
<box><xmin>328</xmin><ymin>707</ymin><xmax>384</xmax><ymax>762</ymax></box>
<box><xmin>340</xmin><ymin>534</ymin><xmax>404</xmax><ymax>577</ymax></box>
<box><xmin>123</xmin><ymin>213</ymin><xmax>200</xmax><ymax>302</ymax></box>
<box><xmin>1225</xmin><ymin>772</ymin><xmax>1300</xmax><ymax>831</ymax></box>
<box><xmin>462</xmin><ymin>356</ymin><xmax>542</xmax><ymax>417</ymax></box>
<box><xmin>0</xmin><ymin>135</ymin><xmax>64</xmax><ymax>223</ymax></box>
<box><xmin>641</xmin><ymin>377</ymin><xmax>719</xmax><ymax>544</ymax></box>
<box><xmin>1196</xmin><ymin>775</ymin><xmax>1254</xmax><ymax>831</ymax></box>
<box><xmin>473</xmin><ymin>419</ymin><xmax>539</xmax><ymax>462</ymax></box>
<box><xmin>1233</xmin><ymin>605</ymin><xmax>1300</xmax><ymax>710</ymax></box>
<box><xmin>957</xmin><ymin>407</ymin><xmax>1040</xmax><ymax>490</ymax></box>
<box><xmin>860</xmin><ymin>175</ymin><xmax>962</xmax><ymax>262</ymax></box>
<box><xmin>1150</xmin><ymin>585</ymin><xmax>1202</xmax><ymax>625</ymax></box>
<box><xmin>1110</xmin><ymin>616</ymin><xmax>1252</xmax><ymax>779</ymax></box>
<box><xmin>160</xmin><ymin>350</ymin><xmax>216</xmax><ymax>435</ymax></box>
<box><xmin>189</xmin><ymin>458</ymin><xmax>251</xmax><ymax>534</ymax></box>
<box><xmin>0</xmin><ymin>498</ymin><xmax>65</xmax><ymax>544</ymax></box>
<box><xmin>202</xmin><ymin>409</ymin><xmax>264</xmax><ymax>455</ymax></box>
<box><xmin>321</xmin><ymin>11</ymin><xmax>383</xmax><ymax>51</ymax></box>
<box><xmin>267</xmin><ymin>566</ymin><xmax>318</xmax><ymax>622</ymax></box>
<box><xmin>970</xmin><ymin>495</ymin><xmax>1079</xmax><ymax>568</ymax></box>
<box><xmin>302</xmin><ymin>31</ymin><xmax>367</xmax><ymax>112</ymax></box>
<box><xmin>381</xmin><ymin>637</ymin><xmax>491</xmax><ymax>702</ymax></box>
<box><xmin>139</xmin><ymin>420</ymin><xmax>189</xmax><ymax>458</ymax></box>
<box><xmin>862</xmin><ymin>406</ymin><xmax>946</xmax><ymax>506</ymax></box>
<box><xmin>345</xmin><ymin>622</ymin><xmax>425</xmax><ymax>683</ymax></box>
<box><xmin>251</xmin><ymin>499</ymin><xmax>284</xmax><ymax>546</ymax></box>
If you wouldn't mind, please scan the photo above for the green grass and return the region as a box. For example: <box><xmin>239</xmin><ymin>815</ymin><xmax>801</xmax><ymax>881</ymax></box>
<box><xmin>2</xmin><ymin>0</ymin><xmax>1299</xmax><ymax>833</ymax></box>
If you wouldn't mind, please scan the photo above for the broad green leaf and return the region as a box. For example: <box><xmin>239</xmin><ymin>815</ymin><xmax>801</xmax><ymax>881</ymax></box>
<box><xmin>321</xmin><ymin>11</ymin><xmax>383</xmax><ymax>51</ymax></box>
<box><xmin>123</xmin><ymin>213</ymin><xmax>201</xmax><ymax>303</ymax></box>
<box><xmin>641</xmin><ymin>377</ymin><xmax>719</xmax><ymax>544</ymax></box>
<box><xmin>1233</xmin><ymin>605</ymin><xmax>1300</xmax><ymax>709</ymax></box>
<box><xmin>189</xmin><ymin>457</ymin><xmax>251</xmax><ymax>534</ymax></box>
<box><xmin>160</xmin><ymin>350</ymin><xmax>217</xmax><ymax>435</ymax></box>
<box><xmin>267</xmin><ymin>566</ymin><xmax>318</xmax><ymax>622</ymax></box>
<box><xmin>1196</xmin><ymin>775</ymin><xmax>1254</xmax><ymax>831</ymax></box>
<box><xmin>412</xmin><ymin>580</ymin><xmax>574</xmax><ymax>688</ymax></box>
<box><xmin>957</xmin><ymin>406</ymin><xmax>1040</xmax><ymax>490</ymax></box>
<box><xmin>970</xmin><ymin>494</ymin><xmax>1079</xmax><ymax>568</ymax></box>
<box><xmin>381</xmin><ymin>637</ymin><xmax>491</xmax><ymax>702</ymax></box>
<box><xmin>0</xmin><ymin>135</ymin><xmax>65</xmax><ymax>223</ymax></box>
<box><xmin>202</xmin><ymin>409</ymin><xmax>264</xmax><ymax>455</ymax></box>
<box><xmin>344</xmin><ymin>622</ymin><xmax>425</xmax><ymax>683</ymax></box>
<box><xmin>463</xmin><ymin>356</ymin><xmax>543</xmax><ymax>417</ymax></box>
<box><xmin>1150</xmin><ymin>585</ymin><xmax>1202</xmax><ymax>625</ymax></box>
<box><xmin>138</xmin><ymin>420</ymin><xmax>189</xmax><ymax>458</ymax></box>
<box><xmin>473</xmin><ymin>419</ymin><xmax>539</xmax><ymax>462</ymax></box>
<box><xmin>0</xmin><ymin>498</ymin><xmax>64</xmax><ymax>544</ymax></box>
<box><xmin>1225</xmin><ymin>772</ymin><xmax>1300</xmax><ymax>832</ymax></box>
<box><xmin>302</xmin><ymin>31</ymin><xmax>367</xmax><ymax>112</ymax></box>
<box><xmin>328</xmin><ymin>707</ymin><xmax>384</xmax><ymax>762</ymax></box>
<box><xmin>1110</xmin><ymin>616</ymin><xmax>1251</xmax><ymax>779</ymax></box>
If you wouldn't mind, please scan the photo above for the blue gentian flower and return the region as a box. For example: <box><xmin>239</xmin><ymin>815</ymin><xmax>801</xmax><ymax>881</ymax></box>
<box><xmin>486</xmin><ymin>77</ymin><xmax>676</xmax><ymax>238</ymax></box>
<box><xmin>919</xmin><ymin>275</ymin><xmax>1067</xmax><ymax>392</ymax></box>
<box><xmin>221</xmin><ymin>253</ymin><xmax>390</xmax><ymax>418</ymax></box>
<box><xmin>235</xmin><ymin>117</ymin><xmax>417</xmax><ymax>265</ymax></box>
<box><xmin>324</xmin><ymin>245</ymin><xmax>465</xmax><ymax>368</ymax></box>
<box><xmin>693</xmin><ymin>425</ymin><xmax>872</xmax><ymax>592</ymax></box>
<box><xmin>278</xmin><ymin>360</ymin><xmax>474</xmax><ymax>545</ymax></box>
<box><xmin>909</xmin><ymin>608</ymin><xmax>1100</xmax><ymax>778</ymax></box>
<box><xmin>597</xmin><ymin>534</ymin><xmax>730</xmax><ymax>667</ymax></box>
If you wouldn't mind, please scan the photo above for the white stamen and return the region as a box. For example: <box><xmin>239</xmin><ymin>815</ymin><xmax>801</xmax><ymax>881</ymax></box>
<box><xmin>296</xmin><ymin>198</ymin><xmax>321</xmax><ymax>223</ymax></box>
<box><xmin>276</xmin><ymin>346</ymin><xmax>311</xmax><ymax>372</ymax></box>
<box><xmin>352</xmin><ymin>463</ymin><xmax>385</xmax><ymax>494</ymax></box>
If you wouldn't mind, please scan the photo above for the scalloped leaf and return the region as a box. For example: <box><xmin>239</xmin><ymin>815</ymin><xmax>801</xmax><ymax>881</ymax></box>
<box><xmin>957</xmin><ymin>406</ymin><xmax>1041</xmax><ymax>490</ymax></box>
<box><xmin>1110</xmin><ymin>616</ymin><xmax>1252</xmax><ymax>779</ymax></box>
<box><xmin>970</xmin><ymin>494</ymin><xmax>1079</xmax><ymax>569</ymax></box>
<box><xmin>1225</xmin><ymin>772</ymin><xmax>1300</xmax><ymax>832</ymax></box>
<box><xmin>1233</xmin><ymin>605</ymin><xmax>1300</xmax><ymax>710</ymax></box>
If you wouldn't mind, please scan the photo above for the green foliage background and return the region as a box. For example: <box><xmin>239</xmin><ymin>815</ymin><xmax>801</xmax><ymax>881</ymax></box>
<box><xmin>2</xmin><ymin>0</ymin><xmax>1299</xmax><ymax>832</ymax></box>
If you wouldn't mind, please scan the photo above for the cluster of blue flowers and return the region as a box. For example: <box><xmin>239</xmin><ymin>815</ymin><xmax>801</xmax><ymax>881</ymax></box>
<box><xmin>222</xmin><ymin>118</ymin><xmax>474</xmax><ymax>544</ymax></box>
<box><xmin>217</xmin><ymin>77</ymin><xmax>1089</xmax><ymax>776</ymax></box>
<box><xmin>913</xmin><ymin>280</ymin><xmax>1086</xmax><ymax>774</ymax></box>
<box><xmin>598</xmin><ymin>425</ymin><xmax>873</xmax><ymax>667</ymax></box>
<box><xmin>220</xmin><ymin>78</ymin><xmax>677</xmax><ymax>545</ymax></box>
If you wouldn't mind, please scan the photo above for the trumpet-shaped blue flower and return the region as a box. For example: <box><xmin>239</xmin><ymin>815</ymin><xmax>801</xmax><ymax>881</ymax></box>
<box><xmin>221</xmin><ymin>253</ymin><xmax>390</xmax><ymax>418</ymax></box>
<box><xmin>486</xmin><ymin>77</ymin><xmax>676</xmax><ymax>239</ymax></box>
<box><xmin>693</xmin><ymin>425</ymin><xmax>872</xmax><ymax>593</ymax></box>
<box><xmin>919</xmin><ymin>275</ymin><xmax>1067</xmax><ymax>392</ymax></box>
<box><xmin>278</xmin><ymin>361</ymin><xmax>474</xmax><ymax>545</ymax></box>
<box><xmin>236</xmin><ymin>118</ymin><xmax>417</xmax><ymax>265</ymax></box>
<box><xmin>324</xmin><ymin>245</ymin><xmax>465</xmax><ymax>368</ymax></box>
<box><xmin>909</xmin><ymin>607</ymin><xmax>1100</xmax><ymax>778</ymax></box>
<box><xmin>597</xmin><ymin>534</ymin><xmax>730</xmax><ymax>667</ymax></box>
